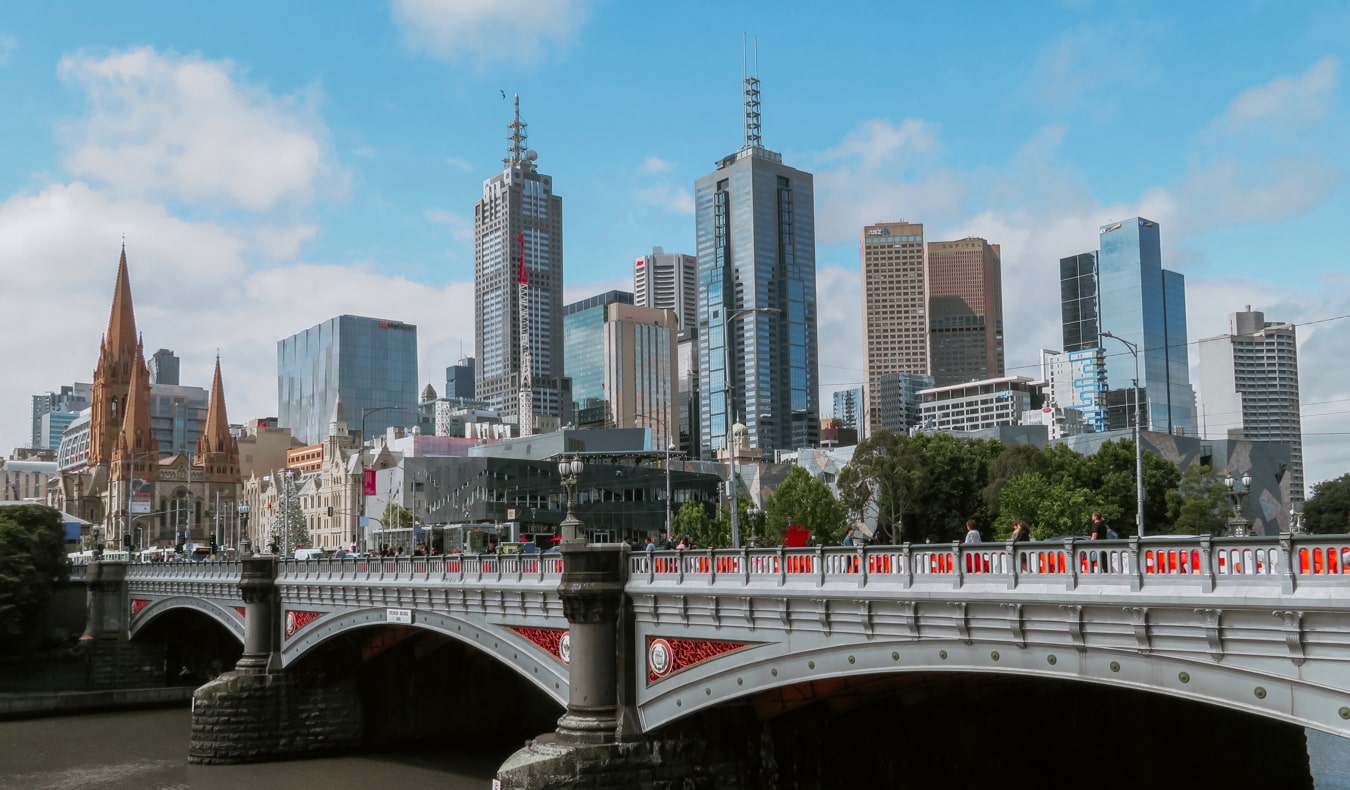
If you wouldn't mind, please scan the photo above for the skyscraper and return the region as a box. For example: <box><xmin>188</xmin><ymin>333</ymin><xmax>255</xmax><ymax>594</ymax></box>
<box><xmin>926</xmin><ymin>237</ymin><xmax>1004</xmax><ymax>386</ymax></box>
<box><xmin>1198</xmin><ymin>307</ymin><xmax>1304</xmax><ymax>504</ymax></box>
<box><xmin>861</xmin><ymin>221</ymin><xmax>926</xmax><ymax>435</ymax></box>
<box><xmin>474</xmin><ymin>95</ymin><xmax>564</xmax><ymax>432</ymax></box>
<box><xmin>1060</xmin><ymin>252</ymin><xmax>1100</xmax><ymax>352</ymax></box>
<box><xmin>563</xmin><ymin>290</ymin><xmax>634</xmax><ymax>427</ymax></box>
<box><xmin>276</xmin><ymin>315</ymin><xmax>418</xmax><ymax>444</ymax></box>
<box><xmin>1096</xmin><ymin>217</ymin><xmax>1196</xmax><ymax>435</ymax></box>
<box><xmin>695</xmin><ymin>67</ymin><xmax>819</xmax><ymax>458</ymax></box>
<box><xmin>445</xmin><ymin>357</ymin><xmax>475</xmax><ymax>400</ymax></box>
<box><xmin>832</xmin><ymin>387</ymin><xmax>864</xmax><ymax>435</ymax></box>
<box><xmin>634</xmin><ymin>247</ymin><xmax>699</xmax><ymax>333</ymax></box>
<box><xmin>150</xmin><ymin>348</ymin><xmax>181</xmax><ymax>385</ymax></box>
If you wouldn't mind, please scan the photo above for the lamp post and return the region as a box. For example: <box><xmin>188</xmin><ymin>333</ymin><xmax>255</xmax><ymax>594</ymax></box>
<box><xmin>723</xmin><ymin>306</ymin><xmax>778</xmax><ymax>548</ymax></box>
<box><xmin>238</xmin><ymin>504</ymin><xmax>252</xmax><ymax>556</ymax></box>
<box><xmin>1225</xmin><ymin>471</ymin><xmax>1253</xmax><ymax>537</ymax></box>
<box><xmin>747</xmin><ymin>504</ymin><xmax>761</xmax><ymax>548</ymax></box>
<box><xmin>1100</xmin><ymin>331</ymin><xmax>1146</xmax><ymax>538</ymax></box>
<box><xmin>1290</xmin><ymin>507</ymin><xmax>1305</xmax><ymax>535</ymax></box>
<box><xmin>558</xmin><ymin>454</ymin><xmax>586</xmax><ymax>544</ymax></box>
<box><xmin>357</xmin><ymin>406</ymin><xmax>411</xmax><ymax>553</ymax></box>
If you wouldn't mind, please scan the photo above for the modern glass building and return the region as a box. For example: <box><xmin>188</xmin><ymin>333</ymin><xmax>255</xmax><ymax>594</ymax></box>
<box><xmin>1059</xmin><ymin>252</ymin><xmax>1100</xmax><ymax>353</ymax></box>
<box><xmin>1097</xmin><ymin>217</ymin><xmax>1195</xmax><ymax>435</ymax></box>
<box><xmin>563</xmin><ymin>290</ymin><xmax>634</xmax><ymax>426</ymax></box>
<box><xmin>832</xmin><ymin>387</ymin><xmax>864</xmax><ymax>433</ymax></box>
<box><xmin>695</xmin><ymin>73</ymin><xmax>819</xmax><ymax>459</ymax></box>
<box><xmin>148</xmin><ymin>383</ymin><xmax>208</xmax><ymax>456</ymax></box>
<box><xmin>277</xmin><ymin>315</ymin><xmax>419</xmax><ymax>444</ymax></box>
<box><xmin>445</xmin><ymin>357</ymin><xmax>475</xmax><ymax>399</ymax></box>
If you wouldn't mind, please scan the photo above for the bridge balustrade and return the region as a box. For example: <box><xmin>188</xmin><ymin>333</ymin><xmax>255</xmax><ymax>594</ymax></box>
<box><xmin>125</xmin><ymin>560</ymin><xmax>243</xmax><ymax>580</ymax></box>
<box><xmin>275</xmin><ymin>554</ymin><xmax>564</xmax><ymax>584</ymax></box>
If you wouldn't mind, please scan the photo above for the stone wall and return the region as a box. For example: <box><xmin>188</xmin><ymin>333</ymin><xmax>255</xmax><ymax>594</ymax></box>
<box><xmin>189</xmin><ymin>670</ymin><xmax>362</xmax><ymax>765</ymax></box>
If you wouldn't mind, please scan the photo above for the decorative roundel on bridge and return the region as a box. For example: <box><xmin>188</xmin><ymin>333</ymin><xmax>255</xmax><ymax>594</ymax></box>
<box><xmin>284</xmin><ymin>610</ymin><xmax>323</xmax><ymax>639</ymax></box>
<box><xmin>649</xmin><ymin>638</ymin><xmax>674</xmax><ymax>678</ymax></box>
<box><xmin>559</xmin><ymin>632</ymin><xmax>571</xmax><ymax>664</ymax></box>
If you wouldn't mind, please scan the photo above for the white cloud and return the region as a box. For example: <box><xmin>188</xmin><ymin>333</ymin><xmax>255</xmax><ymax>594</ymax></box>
<box><xmin>822</xmin><ymin>119</ymin><xmax>938</xmax><ymax>169</ymax></box>
<box><xmin>424</xmin><ymin>207</ymin><xmax>475</xmax><ymax>241</ymax></box>
<box><xmin>639</xmin><ymin>156</ymin><xmax>673</xmax><ymax>174</ymax></box>
<box><xmin>1022</xmin><ymin>21</ymin><xmax>1164</xmax><ymax>111</ymax></box>
<box><xmin>0</xmin><ymin>33</ymin><xmax>16</xmax><ymax>67</ymax></box>
<box><xmin>445</xmin><ymin>156</ymin><xmax>473</xmax><ymax>171</ymax></box>
<box><xmin>391</xmin><ymin>0</ymin><xmax>588</xmax><ymax>65</ymax></box>
<box><xmin>57</xmin><ymin>47</ymin><xmax>342</xmax><ymax>212</ymax></box>
<box><xmin>635</xmin><ymin>184</ymin><xmax>694</xmax><ymax>215</ymax></box>
<box><xmin>1220</xmin><ymin>55</ymin><xmax>1339</xmax><ymax>133</ymax></box>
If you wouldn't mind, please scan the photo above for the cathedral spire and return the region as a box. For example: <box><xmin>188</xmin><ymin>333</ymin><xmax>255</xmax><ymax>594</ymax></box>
<box><xmin>111</xmin><ymin>340</ymin><xmax>157</xmax><ymax>479</ymax></box>
<box><xmin>105</xmin><ymin>242</ymin><xmax>139</xmax><ymax>359</ymax></box>
<box><xmin>91</xmin><ymin>244</ymin><xmax>144</xmax><ymax>467</ymax></box>
<box><xmin>196</xmin><ymin>355</ymin><xmax>241</xmax><ymax>480</ymax></box>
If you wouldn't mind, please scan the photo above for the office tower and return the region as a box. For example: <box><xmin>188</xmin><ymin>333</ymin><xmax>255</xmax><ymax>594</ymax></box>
<box><xmin>926</xmin><ymin>237</ymin><xmax>1004</xmax><ymax>387</ymax></box>
<box><xmin>861</xmin><ymin>222</ymin><xmax>926</xmax><ymax>435</ymax></box>
<box><xmin>832</xmin><ymin>387</ymin><xmax>864</xmax><ymax>434</ymax></box>
<box><xmin>32</xmin><ymin>384</ymin><xmax>91</xmax><ymax>450</ymax></box>
<box><xmin>148</xmin><ymin>383</ymin><xmax>209</xmax><ymax>456</ymax></box>
<box><xmin>603</xmin><ymin>303</ymin><xmax>679</xmax><ymax>449</ymax></box>
<box><xmin>634</xmin><ymin>247</ymin><xmax>699</xmax><ymax>333</ymax></box>
<box><xmin>1060</xmin><ymin>252</ymin><xmax>1100</xmax><ymax>352</ymax></box>
<box><xmin>877</xmin><ymin>372</ymin><xmax>934</xmax><ymax>435</ymax></box>
<box><xmin>695</xmin><ymin>66</ymin><xmax>819</xmax><ymax>458</ymax></box>
<box><xmin>1097</xmin><ymin>217</ymin><xmax>1196</xmax><ymax>434</ymax></box>
<box><xmin>150</xmin><ymin>349</ymin><xmax>181</xmax><ymax>385</ymax></box>
<box><xmin>1041</xmin><ymin>348</ymin><xmax>1106</xmax><ymax>432</ymax></box>
<box><xmin>277</xmin><ymin>315</ymin><xmax>418</xmax><ymax>444</ymax></box>
<box><xmin>1198</xmin><ymin>307</ymin><xmax>1304</xmax><ymax>503</ymax></box>
<box><xmin>677</xmin><ymin>329</ymin><xmax>699</xmax><ymax>455</ymax></box>
<box><xmin>474</xmin><ymin>95</ymin><xmax>564</xmax><ymax>431</ymax></box>
<box><xmin>445</xmin><ymin>357</ymin><xmax>475</xmax><ymax>400</ymax></box>
<box><xmin>563</xmin><ymin>290</ymin><xmax>635</xmax><ymax>427</ymax></box>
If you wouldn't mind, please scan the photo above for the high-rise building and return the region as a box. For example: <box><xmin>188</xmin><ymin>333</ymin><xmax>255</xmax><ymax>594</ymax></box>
<box><xmin>473</xmin><ymin>95</ymin><xmax>564</xmax><ymax>431</ymax></box>
<box><xmin>1041</xmin><ymin>348</ymin><xmax>1106</xmax><ymax>432</ymax></box>
<box><xmin>861</xmin><ymin>222</ymin><xmax>927</xmax><ymax>435</ymax></box>
<box><xmin>1096</xmin><ymin>217</ymin><xmax>1195</xmax><ymax>434</ymax></box>
<box><xmin>926</xmin><ymin>237</ymin><xmax>1004</xmax><ymax>387</ymax></box>
<box><xmin>603</xmin><ymin>303</ymin><xmax>679</xmax><ymax>449</ymax></box>
<box><xmin>634</xmin><ymin>247</ymin><xmax>699</xmax><ymax>333</ymax></box>
<box><xmin>276</xmin><ymin>315</ymin><xmax>419</xmax><ymax>444</ymax></box>
<box><xmin>877</xmin><ymin>372</ymin><xmax>934</xmax><ymax>435</ymax></box>
<box><xmin>1198</xmin><ymin>306</ymin><xmax>1304</xmax><ymax>504</ymax></box>
<box><xmin>563</xmin><ymin>290</ymin><xmax>635</xmax><ymax>427</ymax></box>
<box><xmin>832</xmin><ymin>387</ymin><xmax>864</xmax><ymax>434</ymax></box>
<box><xmin>150</xmin><ymin>349</ymin><xmax>181</xmax><ymax>385</ymax></box>
<box><xmin>695</xmin><ymin>67</ymin><xmax>820</xmax><ymax>458</ymax></box>
<box><xmin>1060</xmin><ymin>252</ymin><xmax>1100</xmax><ymax>352</ymax></box>
<box><xmin>31</xmin><ymin>384</ymin><xmax>91</xmax><ymax>450</ymax></box>
<box><xmin>445</xmin><ymin>357</ymin><xmax>475</xmax><ymax>400</ymax></box>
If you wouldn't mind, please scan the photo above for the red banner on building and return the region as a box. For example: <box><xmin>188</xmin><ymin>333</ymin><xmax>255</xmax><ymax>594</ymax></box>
<box><xmin>362</xmin><ymin>469</ymin><xmax>376</xmax><ymax>496</ymax></box>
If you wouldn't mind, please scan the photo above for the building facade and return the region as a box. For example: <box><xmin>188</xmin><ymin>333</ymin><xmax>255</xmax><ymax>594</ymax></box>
<box><xmin>1060</xmin><ymin>252</ymin><xmax>1100</xmax><ymax>353</ymax></box>
<box><xmin>919</xmin><ymin>376</ymin><xmax>1040</xmax><ymax>433</ymax></box>
<box><xmin>926</xmin><ymin>237</ymin><xmax>1004</xmax><ymax>387</ymax></box>
<box><xmin>473</xmin><ymin>95</ymin><xmax>565</xmax><ymax>431</ymax></box>
<box><xmin>563</xmin><ymin>290</ymin><xmax>635</xmax><ymax>426</ymax></box>
<box><xmin>31</xmin><ymin>384</ymin><xmax>91</xmax><ymax>451</ymax></box>
<box><xmin>877</xmin><ymin>372</ymin><xmax>934</xmax><ymax>435</ymax></box>
<box><xmin>1198</xmin><ymin>307</ymin><xmax>1304</xmax><ymax>505</ymax></box>
<box><xmin>445</xmin><ymin>357</ymin><xmax>475</xmax><ymax>400</ymax></box>
<box><xmin>1041</xmin><ymin>347</ymin><xmax>1106</xmax><ymax>432</ymax></box>
<box><xmin>832</xmin><ymin>387</ymin><xmax>864</xmax><ymax>435</ymax></box>
<box><xmin>602</xmin><ymin>303</ymin><xmax>679</xmax><ymax>450</ymax></box>
<box><xmin>695</xmin><ymin>73</ymin><xmax>819</xmax><ymax>459</ymax></box>
<box><xmin>861</xmin><ymin>221</ymin><xmax>927</xmax><ymax>436</ymax></box>
<box><xmin>634</xmin><ymin>246</ymin><xmax>699</xmax><ymax>333</ymax></box>
<box><xmin>149</xmin><ymin>348</ymin><xmax>180</xmax><ymax>385</ymax></box>
<box><xmin>276</xmin><ymin>314</ymin><xmax>419</xmax><ymax>445</ymax></box>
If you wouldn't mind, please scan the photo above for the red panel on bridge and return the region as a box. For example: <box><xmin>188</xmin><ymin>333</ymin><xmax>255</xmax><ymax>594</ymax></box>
<box><xmin>510</xmin><ymin>626</ymin><xmax>571</xmax><ymax>664</ymax></box>
<box><xmin>647</xmin><ymin>637</ymin><xmax>754</xmax><ymax>684</ymax></box>
<box><xmin>130</xmin><ymin>599</ymin><xmax>149</xmax><ymax>617</ymax></box>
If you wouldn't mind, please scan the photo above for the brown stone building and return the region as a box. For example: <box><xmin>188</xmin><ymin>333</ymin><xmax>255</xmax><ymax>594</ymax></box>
<box><xmin>926</xmin><ymin>237</ymin><xmax>1004</xmax><ymax>387</ymax></box>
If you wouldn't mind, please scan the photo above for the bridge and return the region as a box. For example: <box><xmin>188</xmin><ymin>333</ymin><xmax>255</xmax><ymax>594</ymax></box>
<box><xmin>75</xmin><ymin>535</ymin><xmax>1350</xmax><ymax>786</ymax></box>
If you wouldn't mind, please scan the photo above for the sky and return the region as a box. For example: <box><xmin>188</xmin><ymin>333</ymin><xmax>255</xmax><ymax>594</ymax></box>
<box><xmin>1</xmin><ymin>0</ymin><xmax>1348</xmax><ymax>490</ymax></box>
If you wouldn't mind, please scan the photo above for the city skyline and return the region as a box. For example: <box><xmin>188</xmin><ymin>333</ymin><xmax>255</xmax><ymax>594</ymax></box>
<box><xmin>1</xmin><ymin>2</ymin><xmax>1347</xmax><ymax>487</ymax></box>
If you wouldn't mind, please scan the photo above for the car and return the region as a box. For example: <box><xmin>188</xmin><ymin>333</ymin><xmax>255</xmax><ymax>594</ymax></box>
<box><xmin>293</xmin><ymin>548</ymin><xmax>325</xmax><ymax>560</ymax></box>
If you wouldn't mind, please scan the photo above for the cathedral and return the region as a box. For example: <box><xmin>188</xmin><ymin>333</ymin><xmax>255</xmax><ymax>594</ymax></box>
<box><xmin>55</xmin><ymin>247</ymin><xmax>242</xmax><ymax>552</ymax></box>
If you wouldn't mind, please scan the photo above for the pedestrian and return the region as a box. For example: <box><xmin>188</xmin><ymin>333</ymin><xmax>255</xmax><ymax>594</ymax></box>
<box><xmin>964</xmin><ymin>519</ymin><xmax>982</xmax><ymax>544</ymax></box>
<box><xmin>645</xmin><ymin>536</ymin><xmax>656</xmax><ymax>552</ymax></box>
<box><xmin>1009</xmin><ymin>520</ymin><xmax>1029</xmax><ymax>544</ymax></box>
<box><xmin>676</xmin><ymin>534</ymin><xmax>690</xmax><ymax>550</ymax></box>
<box><xmin>1089</xmin><ymin>512</ymin><xmax>1106</xmax><ymax>540</ymax></box>
<box><xmin>842</xmin><ymin>526</ymin><xmax>856</xmax><ymax>547</ymax></box>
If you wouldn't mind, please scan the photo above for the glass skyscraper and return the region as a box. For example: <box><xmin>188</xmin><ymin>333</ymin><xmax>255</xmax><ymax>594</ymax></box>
<box><xmin>1096</xmin><ymin>217</ymin><xmax>1196</xmax><ymax>435</ymax></box>
<box><xmin>563</xmin><ymin>290</ymin><xmax>634</xmax><ymax>425</ymax></box>
<box><xmin>694</xmin><ymin>74</ymin><xmax>819</xmax><ymax>458</ymax></box>
<box><xmin>277</xmin><ymin>315</ymin><xmax>419</xmax><ymax>444</ymax></box>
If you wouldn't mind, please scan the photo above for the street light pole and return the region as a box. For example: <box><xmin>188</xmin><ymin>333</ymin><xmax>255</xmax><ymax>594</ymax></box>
<box><xmin>1100</xmin><ymin>331</ymin><xmax>1146</xmax><ymax>538</ymax></box>
<box><xmin>1225</xmin><ymin>472</ymin><xmax>1253</xmax><ymax>537</ymax></box>
<box><xmin>723</xmin><ymin>306</ymin><xmax>778</xmax><ymax>548</ymax></box>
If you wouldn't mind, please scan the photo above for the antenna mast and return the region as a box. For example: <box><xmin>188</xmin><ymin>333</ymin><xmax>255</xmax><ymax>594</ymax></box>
<box><xmin>743</xmin><ymin>33</ymin><xmax>761</xmax><ymax>149</ymax></box>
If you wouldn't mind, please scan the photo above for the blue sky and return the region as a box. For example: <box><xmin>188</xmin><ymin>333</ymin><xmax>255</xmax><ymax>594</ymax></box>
<box><xmin>2</xmin><ymin>0</ymin><xmax>1347</xmax><ymax>488</ymax></box>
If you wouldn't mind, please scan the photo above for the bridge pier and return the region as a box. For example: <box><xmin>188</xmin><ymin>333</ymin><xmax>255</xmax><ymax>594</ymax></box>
<box><xmin>189</xmin><ymin>556</ymin><xmax>363</xmax><ymax>764</ymax></box>
<box><xmin>79</xmin><ymin>561</ymin><xmax>162</xmax><ymax>688</ymax></box>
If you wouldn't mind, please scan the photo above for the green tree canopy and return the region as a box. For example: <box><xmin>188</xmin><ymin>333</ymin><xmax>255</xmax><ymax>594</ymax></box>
<box><xmin>1165</xmin><ymin>464</ymin><xmax>1229</xmax><ymax>536</ymax></box>
<box><xmin>0</xmin><ymin>505</ymin><xmax>68</xmax><ymax>656</ymax></box>
<box><xmin>1303</xmin><ymin>474</ymin><xmax>1350</xmax><ymax>534</ymax></box>
<box><xmin>672</xmin><ymin>501</ymin><xmax>728</xmax><ymax>549</ymax></box>
<box><xmin>763</xmin><ymin>466</ymin><xmax>849</xmax><ymax>545</ymax></box>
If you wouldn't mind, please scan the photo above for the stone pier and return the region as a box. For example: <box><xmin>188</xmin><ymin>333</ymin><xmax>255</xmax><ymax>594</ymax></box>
<box><xmin>79</xmin><ymin>561</ymin><xmax>162</xmax><ymax>689</ymax></box>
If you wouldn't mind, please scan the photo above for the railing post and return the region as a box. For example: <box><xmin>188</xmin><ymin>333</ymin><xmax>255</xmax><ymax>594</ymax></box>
<box><xmin>1063</xmin><ymin>537</ymin><xmax>1079</xmax><ymax>591</ymax></box>
<box><xmin>1007</xmin><ymin>542</ymin><xmax>1019</xmax><ymax>591</ymax></box>
<box><xmin>1197</xmin><ymin>535</ymin><xmax>1215</xmax><ymax>593</ymax></box>
<box><xmin>1129</xmin><ymin>535</ymin><xmax>1145</xmax><ymax>592</ymax></box>
<box><xmin>777</xmin><ymin>546</ymin><xmax>787</xmax><ymax>587</ymax></box>
<box><xmin>901</xmin><ymin>542</ymin><xmax>913</xmax><ymax>589</ymax></box>
<box><xmin>741</xmin><ymin>547</ymin><xmax>750</xmax><ymax>585</ymax></box>
<box><xmin>952</xmin><ymin>541</ymin><xmax>964</xmax><ymax>589</ymax></box>
<box><xmin>859</xmin><ymin>545</ymin><xmax>869</xmax><ymax>589</ymax></box>
<box><xmin>1279</xmin><ymin>533</ymin><xmax>1297</xmax><ymax>594</ymax></box>
<box><xmin>816</xmin><ymin>544</ymin><xmax>826</xmax><ymax>588</ymax></box>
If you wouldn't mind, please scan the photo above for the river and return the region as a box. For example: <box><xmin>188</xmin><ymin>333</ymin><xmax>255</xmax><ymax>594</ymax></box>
<box><xmin>0</xmin><ymin>707</ymin><xmax>509</xmax><ymax>790</ymax></box>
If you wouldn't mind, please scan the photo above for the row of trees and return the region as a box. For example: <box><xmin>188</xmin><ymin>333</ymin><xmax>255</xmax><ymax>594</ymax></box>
<box><xmin>671</xmin><ymin>431</ymin><xmax>1350</xmax><ymax>548</ymax></box>
<box><xmin>0</xmin><ymin>505</ymin><xmax>69</xmax><ymax>657</ymax></box>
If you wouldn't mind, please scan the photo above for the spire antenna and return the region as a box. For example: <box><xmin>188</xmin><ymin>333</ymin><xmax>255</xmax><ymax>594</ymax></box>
<box><xmin>743</xmin><ymin>33</ymin><xmax>762</xmax><ymax>149</ymax></box>
<box><xmin>505</xmin><ymin>93</ymin><xmax>529</xmax><ymax>168</ymax></box>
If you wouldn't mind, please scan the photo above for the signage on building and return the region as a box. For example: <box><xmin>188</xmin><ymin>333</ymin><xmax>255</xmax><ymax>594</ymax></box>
<box><xmin>130</xmin><ymin>478</ymin><xmax>152</xmax><ymax>514</ymax></box>
<box><xmin>387</xmin><ymin>608</ymin><xmax>413</xmax><ymax>624</ymax></box>
<box><xmin>866</xmin><ymin>228</ymin><xmax>891</xmax><ymax>237</ymax></box>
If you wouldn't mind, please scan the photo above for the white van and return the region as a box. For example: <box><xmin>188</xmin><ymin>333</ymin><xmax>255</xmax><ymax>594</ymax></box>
<box><xmin>293</xmin><ymin>548</ymin><xmax>325</xmax><ymax>560</ymax></box>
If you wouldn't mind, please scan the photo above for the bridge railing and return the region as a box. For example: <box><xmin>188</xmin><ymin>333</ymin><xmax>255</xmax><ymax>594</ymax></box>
<box><xmin>628</xmin><ymin>536</ymin><xmax>1350</xmax><ymax>593</ymax></box>
<box><xmin>275</xmin><ymin>554</ymin><xmax>564</xmax><ymax>584</ymax></box>
<box><xmin>125</xmin><ymin>560</ymin><xmax>243</xmax><ymax>580</ymax></box>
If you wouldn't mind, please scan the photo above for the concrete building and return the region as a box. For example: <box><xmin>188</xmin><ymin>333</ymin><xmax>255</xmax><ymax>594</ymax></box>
<box><xmin>602</xmin><ymin>303</ymin><xmax>679</xmax><ymax>450</ymax></box>
<box><xmin>473</xmin><ymin>95</ymin><xmax>565</xmax><ymax>430</ymax></box>
<box><xmin>861</xmin><ymin>221</ymin><xmax>927</xmax><ymax>435</ymax></box>
<box><xmin>2</xmin><ymin>458</ymin><xmax>58</xmax><ymax>501</ymax></box>
<box><xmin>926</xmin><ymin>237</ymin><xmax>1004</xmax><ymax>387</ymax></box>
<box><xmin>1041</xmin><ymin>347</ymin><xmax>1106</xmax><ymax>432</ymax></box>
<box><xmin>634</xmin><ymin>246</ymin><xmax>699</xmax><ymax>333</ymax></box>
<box><xmin>919</xmin><ymin>376</ymin><xmax>1040</xmax><ymax>433</ymax></box>
<box><xmin>236</xmin><ymin>418</ymin><xmax>307</xmax><ymax>481</ymax></box>
<box><xmin>695</xmin><ymin>68</ymin><xmax>820</xmax><ymax>459</ymax></box>
<box><xmin>31</xmin><ymin>384</ymin><xmax>90</xmax><ymax>451</ymax></box>
<box><xmin>277</xmin><ymin>315</ymin><xmax>419</xmax><ymax>445</ymax></box>
<box><xmin>1198</xmin><ymin>306</ymin><xmax>1304</xmax><ymax>505</ymax></box>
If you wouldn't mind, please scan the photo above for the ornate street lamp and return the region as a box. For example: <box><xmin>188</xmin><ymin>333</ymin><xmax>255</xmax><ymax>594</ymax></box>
<box><xmin>747</xmin><ymin>504</ymin><xmax>761</xmax><ymax>548</ymax></box>
<box><xmin>1290</xmin><ymin>507</ymin><xmax>1305</xmax><ymax>535</ymax></box>
<box><xmin>238</xmin><ymin>504</ymin><xmax>252</xmax><ymax>556</ymax></box>
<box><xmin>1225</xmin><ymin>471</ymin><xmax>1254</xmax><ymax>537</ymax></box>
<box><xmin>558</xmin><ymin>454</ymin><xmax>586</xmax><ymax>545</ymax></box>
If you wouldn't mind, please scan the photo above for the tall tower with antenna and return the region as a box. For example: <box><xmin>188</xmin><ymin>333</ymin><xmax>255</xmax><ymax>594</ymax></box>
<box><xmin>474</xmin><ymin>94</ymin><xmax>566</xmax><ymax>433</ymax></box>
<box><xmin>694</xmin><ymin>37</ymin><xmax>821</xmax><ymax>459</ymax></box>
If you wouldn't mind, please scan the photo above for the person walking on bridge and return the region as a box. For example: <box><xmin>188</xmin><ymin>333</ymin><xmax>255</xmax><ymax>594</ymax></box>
<box><xmin>964</xmin><ymin>520</ymin><xmax>982</xmax><ymax>544</ymax></box>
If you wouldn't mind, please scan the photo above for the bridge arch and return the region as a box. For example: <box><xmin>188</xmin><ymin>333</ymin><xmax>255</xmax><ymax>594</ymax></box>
<box><xmin>638</xmin><ymin>635</ymin><xmax>1349</xmax><ymax>738</ymax></box>
<box><xmin>281</xmin><ymin>607</ymin><xmax>569</xmax><ymax>707</ymax></box>
<box><xmin>129</xmin><ymin>596</ymin><xmax>244</xmax><ymax>644</ymax></box>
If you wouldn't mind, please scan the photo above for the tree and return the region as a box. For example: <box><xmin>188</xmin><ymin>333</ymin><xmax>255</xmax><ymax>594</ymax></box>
<box><xmin>380</xmin><ymin>502</ymin><xmax>419</xmax><ymax>531</ymax></box>
<box><xmin>276</xmin><ymin>472</ymin><xmax>310</xmax><ymax>550</ymax></box>
<box><xmin>0</xmin><ymin>505</ymin><xmax>67</xmax><ymax>656</ymax></box>
<box><xmin>983</xmin><ymin>443</ymin><xmax>1048</xmax><ymax>519</ymax></box>
<box><xmin>1303</xmin><ymin>474</ymin><xmax>1350</xmax><ymax>534</ymax></box>
<box><xmin>836</xmin><ymin>431</ymin><xmax>925</xmax><ymax>544</ymax></box>
<box><xmin>672</xmin><ymin>501</ymin><xmax>728</xmax><ymax>549</ymax></box>
<box><xmin>763</xmin><ymin>466</ymin><xmax>849</xmax><ymax>545</ymax></box>
<box><xmin>1165</xmin><ymin>465</ymin><xmax>1229</xmax><ymax>535</ymax></box>
<box><xmin>996</xmin><ymin>474</ymin><xmax>1099</xmax><ymax>540</ymax></box>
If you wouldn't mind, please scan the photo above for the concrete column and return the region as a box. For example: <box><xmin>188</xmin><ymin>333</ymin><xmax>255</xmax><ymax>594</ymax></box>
<box><xmin>555</xmin><ymin>543</ymin><xmax>628</xmax><ymax>745</ymax></box>
<box><xmin>80</xmin><ymin>560</ymin><xmax>129</xmax><ymax>642</ymax></box>
<box><xmin>235</xmin><ymin>555</ymin><xmax>279</xmax><ymax>673</ymax></box>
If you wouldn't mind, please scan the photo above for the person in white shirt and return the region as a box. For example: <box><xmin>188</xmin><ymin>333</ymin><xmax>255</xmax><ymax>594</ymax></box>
<box><xmin>964</xmin><ymin>519</ymin><xmax>982</xmax><ymax>544</ymax></box>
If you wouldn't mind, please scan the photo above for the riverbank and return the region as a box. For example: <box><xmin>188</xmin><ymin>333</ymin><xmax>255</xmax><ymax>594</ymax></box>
<box><xmin>0</xmin><ymin>686</ymin><xmax>194</xmax><ymax>720</ymax></box>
